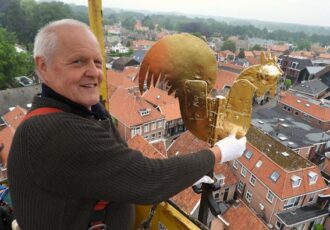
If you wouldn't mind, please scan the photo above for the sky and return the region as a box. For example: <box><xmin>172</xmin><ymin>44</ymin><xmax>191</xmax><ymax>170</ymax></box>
<box><xmin>59</xmin><ymin>0</ymin><xmax>329</xmax><ymax>27</ymax></box>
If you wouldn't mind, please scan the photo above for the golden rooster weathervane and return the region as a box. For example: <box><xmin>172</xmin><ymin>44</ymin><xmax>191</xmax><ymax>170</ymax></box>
<box><xmin>138</xmin><ymin>33</ymin><xmax>283</xmax><ymax>145</ymax></box>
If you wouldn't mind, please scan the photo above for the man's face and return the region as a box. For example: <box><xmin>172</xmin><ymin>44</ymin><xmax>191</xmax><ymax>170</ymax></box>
<box><xmin>36</xmin><ymin>26</ymin><xmax>103</xmax><ymax>109</ymax></box>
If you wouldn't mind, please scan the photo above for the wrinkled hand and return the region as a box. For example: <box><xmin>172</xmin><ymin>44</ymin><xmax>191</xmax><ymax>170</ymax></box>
<box><xmin>214</xmin><ymin>134</ymin><xmax>247</xmax><ymax>163</ymax></box>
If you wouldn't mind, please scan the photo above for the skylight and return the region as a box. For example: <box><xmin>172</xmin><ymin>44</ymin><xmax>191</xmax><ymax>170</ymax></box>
<box><xmin>281</xmin><ymin>152</ymin><xmax>289</xmax><ymax>157</ymax></box>
<box><xmin>245</xmin><ymin>150</ymin><xmax>253</xmax><ymax>160</ymax></box>
<box><xmin>258</xmin><ymin>120</ymin><xmax>264</xmax><ymax>124</ymax></box>
<box><xmin>256</xmin><ymin>160</ymin><xmax>263</xmax><ymax>168</ymax></box>
<box><xmin>270</xmin><ymin>171</ymin><xmax>280</xmax><ymax>182</ymax></box>
<box><xmin>291</xmin><ymin>175</ymin><xmax>301</xmax><ymax>188</ymax></box>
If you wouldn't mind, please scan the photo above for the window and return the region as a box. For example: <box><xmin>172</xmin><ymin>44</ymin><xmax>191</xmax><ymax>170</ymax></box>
<box><xmin>283</xmin><ymin>196</ymin><xmax>300</xmax><ymax>209</ymax></box>
<box><xmin>275</xmin><ymin>220</ymin><xmax>284</xmax><ymax>230</ymax></box>
<box><xmin>308</xmin><ymin>193</ymin><xmax>316</xmax><ymax>203</ymax></box>
<box><xmin>291</xmin><ymin>175</ymin><xmax>301</xmax><ymax>188</ymax></box>
<box><xmin>308</xmin><ymin>171</ymin><xmax>318</xmax><ymax>184</ymax></box>
<box><xmin>245</xmin><ymin>150</ymin><xmax>253</xmax><ymax>160</ymax></box>
<box><xmin>131</xmin><ymin>127</ymin><xmax>141</xmax><ymax>137</ymax></box>
<box><xmin>139</xmin><ymin>108</ymin><xmax>150</xmax><ymax>116</ymax></box>
<box><xmin>256</xmin><ymin>160</ymin><xmax>263</xmax><ymax>168</ymax></box>
<box><xmin>270</xmin><ymin>171</ymin><xmax>280</xmax><ymax>182</ymax></box>
<box><xmin>237</xmin><ymin>181</ymin><xmax>244</xmax><ymax>193</ymax></box>
<box><xmin>291</xmin><ymin>62</ymin><xmax>299</xmax><ymax>69</ymax></box>
<box><xmin>267</xmin><ymin>190</ymin><xmax>275</xmax><ymax>203</ymax></box>
<box><xmin>249</xmin><ymin>175</ymin><xmax>256</xmax><ymax>186</ymax></box>
<box><xmin>233</xmin><ymin>160</ymin><xmax>238</xmax><ymax>169</ymax></box>
<box><xmin>241</xmin><ymin>167</ymin><xmax>247</xmax><ymax>177</ymax></box>
<box><xmin>151</xmin><ymin>122</ymin><xmax>156</xmax><ymax>130</ymax></box>
<box><xmin>144</xmin><ymin>124</ymin><xmax>149</xmax><ymax>133</ymax></box>
<box><xmin>215</xmin><ymin>174</ymin><xmax>225</xmax><ymax>186</ymax></box>
<box><xmin>245</xmin><ymin>190</ymin><xmax>252</xmax><ymax>203</ymax></box>
<box><xmin>157</xmin><ymin>121</ymin><xmax>163</xmax><ymax>128</ymax></box>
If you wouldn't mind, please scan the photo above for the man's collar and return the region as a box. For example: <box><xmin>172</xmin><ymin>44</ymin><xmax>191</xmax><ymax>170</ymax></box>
<box><xmin>41</xmin><ymin>84</ymin><xmax>108</xmax><ymax>120</ymax></box>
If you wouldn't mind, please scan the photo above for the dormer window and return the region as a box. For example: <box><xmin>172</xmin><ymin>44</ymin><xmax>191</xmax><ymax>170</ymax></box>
<box><xmin>308</xmin><ymin>171</ymin><xmax>318</xmax><ymax>184</ymax></box>
<box><xmin>270</xmin><ymin>171</ymin><xmax>280</xmax><ymax>182</ymax></box>
<box><xmin>291</xmin><ymin>62</ymin><xmax>299</xmax><ymax>69</ymax></box>
<box><xmin>245</xmin><ymin>150</ymin><xmax>253</xmax><ymax>160</ymax></box>
<box><xmin>139</xmin><ymin>108</ymin><xmax>150</xmax><ymax>116</ymax></box>
<box><xmin>291</xmin><ymin>175</ymin><xmax>301</xmax><ymax>188</ymax></box>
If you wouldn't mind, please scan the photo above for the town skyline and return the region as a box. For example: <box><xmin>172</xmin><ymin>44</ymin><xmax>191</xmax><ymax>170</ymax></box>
<box><xmin>57</xmin><ymin>0</ymin><xmax>330</xmax><ymax>28</ymax></box>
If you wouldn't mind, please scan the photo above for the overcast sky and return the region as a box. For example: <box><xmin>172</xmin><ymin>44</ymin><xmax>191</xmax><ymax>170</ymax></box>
<box><xmin>59</xmin><ymin>0</ymin><xmax>329</xmax><ymax>27</ymax></box>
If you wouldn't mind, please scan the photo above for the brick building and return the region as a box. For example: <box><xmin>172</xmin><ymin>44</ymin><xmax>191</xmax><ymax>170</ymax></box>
<box><xmin>232</xmin><ymin>126</ymin><xmax>328</xmax><ymax>229</ymax></box>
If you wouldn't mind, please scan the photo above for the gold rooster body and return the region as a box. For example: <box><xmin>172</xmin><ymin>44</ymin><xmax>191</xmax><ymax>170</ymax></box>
<box><xmin>138</xmin><ymin>34</ymin><xmax>283</xmax><ymax>145</ymax></box>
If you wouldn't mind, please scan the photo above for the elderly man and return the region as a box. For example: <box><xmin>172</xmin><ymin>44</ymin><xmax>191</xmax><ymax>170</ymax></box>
<box><xmin>8</xmin><ymin>19</ymin><xmax>246</xmax><ymax>229</ymax></box>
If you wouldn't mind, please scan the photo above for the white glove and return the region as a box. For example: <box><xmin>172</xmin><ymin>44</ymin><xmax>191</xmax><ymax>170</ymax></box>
<box><xmin>215</xmin><ymin>134</ymin><xmax>247</xmax><ymax>163</ymax></box>
<box><xmin>193</xmin><ymin>175</ymin><xmax>214</xmax><ymax>186</ymax></box>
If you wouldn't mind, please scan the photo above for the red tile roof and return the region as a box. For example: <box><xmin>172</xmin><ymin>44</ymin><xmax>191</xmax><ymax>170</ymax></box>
<box><xmin>246</xmin><ymin>56</ymin><xmax>259</xmax><ymax>66</ymax></box>
<box><xmin>219</xmin><ymin>62</ymin><xmax>244</xmax><ymax>71</ymax></box>
<box><xmin>244</xmin><ymin>51</ymin><xmax>255</xmax><ymax>58</ymax></box>
<box><xmin>0</xmin><ymin>126</ymin><xmax>14</xmax><ymax>167</ymax></box>
<box><xmin>109</xmin><ymin>88</ymin><xmax>164</xmax><ymax>127</ymax></box>
<box><xmin>214</xmin><ymin>163</ymin><xmax>238</xmax><ymax>186</ymax></box>
<box><xmin>127</xmin><ymin>135</ymin><xmax>165</xmax><ymax>159</ymax></box>
<box><xmin>279</xmin><ymin>91</ymin><xmax>330</xmax><ymax>121</ymax></box>
<box><xmin>2</xmin><ymin>106</ymin><xmax>27</xmax><ymax>129</ymax></box>
<box><xmin>0</xmin><ymin>106</ymin><xmax>27</xmax><ymax>166</ymax></box>
<box><xmin>269</xmin><ymin>45</ymin><xmax>289</xmax><ymax>52</ymax></box>
<box><xmin>106</xmin><ymin>67</ymin><xmax>139</xmax><ymax>90</ymax></box>
<box><xmin>171</xmin><ymin>187</ymin><xmax>200</xmax><ymax>214</ymax></box>
<box><xmin>132</xmin><ymin>40</ymin><xmax>155</xmax><ymax>48</ymax></box>
<box><xmin>213</xmin><ymin>70</ymin><xmax>238</xmax><ymax>90</ymax></box>
<box><xmin>142</xmin><ymin>87</ymin><xmax>181</xmax><ymax>121</ymax></box>
<box><xmin>218</xmin><ymin>50</ymin><xmax>235</xmax><ymax>58</ymax></box>
<box><xmin>221</xmin><ymin>199</ymin><xmax>268</xmax><ymax>230</ymax></box>
<box><xmin>167</xmin><ymin>131</ymin><xmax>210</xmax><ymax>158</ymax></box>
<box><xmin>240</xmin><ymin>142</ymin><xmax>327</xmax><ymax>199</ymax></box>
<box><xmin>319</xmin><ymin>53</ymin><xmax>330</xmax><ymax>59</ymax></box>
<box><xmin>152</xmin><ymin>141</ymin><xmax>167</xmax><ymax>157</ymax></box>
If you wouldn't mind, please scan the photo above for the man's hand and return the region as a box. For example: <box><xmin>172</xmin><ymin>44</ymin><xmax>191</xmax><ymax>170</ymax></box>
<box><xmin>214</xmin><ymin>134</ymin><xmax>247</xmax><ymax>163</ymax></box>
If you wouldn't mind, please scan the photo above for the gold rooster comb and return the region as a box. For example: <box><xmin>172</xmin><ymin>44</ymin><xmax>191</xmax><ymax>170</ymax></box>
<box><xmin>139</xmin><ymin>34</ymin><xmax>283</xmax><ymax>145</ymax></box>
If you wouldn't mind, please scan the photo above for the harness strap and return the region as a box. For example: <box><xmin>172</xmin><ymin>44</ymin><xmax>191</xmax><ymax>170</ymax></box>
<box><xmin>24</xmin><ymin>107</ymin><xmax>109</xmax><ymax>229</ymax></box>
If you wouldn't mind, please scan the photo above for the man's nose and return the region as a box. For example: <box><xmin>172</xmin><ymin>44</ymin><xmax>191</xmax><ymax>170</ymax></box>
<box><xmin>86</xmin><ymin>61</ymin><xmax>101</xmax><ymax>77</ymax></box>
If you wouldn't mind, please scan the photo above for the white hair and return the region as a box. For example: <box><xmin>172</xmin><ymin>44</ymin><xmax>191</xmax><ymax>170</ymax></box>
<box><xmin>33</xmin><ymin>19</ymin><xmax>92</xmax><ymax>62</ymax></box>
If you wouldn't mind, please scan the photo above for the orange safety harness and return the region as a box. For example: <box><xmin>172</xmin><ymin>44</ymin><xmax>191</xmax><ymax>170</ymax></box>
<box><xmin>23</xmin><ymin>107</ymin><xmax>109</xmax><ymax>230</ymax></box>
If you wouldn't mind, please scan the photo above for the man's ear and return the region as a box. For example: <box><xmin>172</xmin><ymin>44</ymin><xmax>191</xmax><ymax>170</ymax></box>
<box><xmin>35</xmin><ymin>56</ymin><xmax>49</xmax><ymax>82</ymax></box>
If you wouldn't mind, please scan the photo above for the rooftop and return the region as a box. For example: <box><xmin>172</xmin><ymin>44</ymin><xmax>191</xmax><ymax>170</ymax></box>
<box><xmin>276</xmin><ymin>204</ymin><xmax>328</xmax><ymax>227</ymax></box>
<box><xmin>252</xmin><ymin>107</ymin><xmax>330</xmax><ymax>149</ymax></box>
<box><xmin>290</xmin><ymin>79</ymin><xmax>328</xmax><ymax>97</ymax></box>
<box><xmin>246</xmin><ymin>126</ymin><xmax>311</xmax><ymax>170</ymax></box>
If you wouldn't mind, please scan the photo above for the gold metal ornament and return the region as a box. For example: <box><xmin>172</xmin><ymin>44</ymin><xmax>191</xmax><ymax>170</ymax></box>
<box><xmin>138</xmin><ymin>34</ymin><xmax>283</xmax><ymax>145</ymax></box>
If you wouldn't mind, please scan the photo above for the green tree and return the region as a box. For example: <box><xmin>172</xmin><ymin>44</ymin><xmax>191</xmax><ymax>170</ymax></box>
<box><xmin>296</xmin><ymin>39</ymin><xmax>312</xmax><ymax>51</ymax></box>
<box><xmin>284</xmin><ymin>79</ymin><xmax>292</xmax><ymax>89</ymax></box>
<box><xmin>142</xmin><ymin>16</ymin><xmax>154</xmax><ymax>30</ymax></box>
<box><xmin>250</xmin><ymin>44</ymin><xmax>264</xmax><ymax>51</ymax></box>
<box><xmin>122</xmin><ymin>16</ymin><xmax>136</xmax><ymax>30</ymax></box>
<box><xmin>221</xmin><ymin>40</ymin><xmax>236</xmax><ymax>52</ymax></box>
<box><xmin>0</xmin><ymin>27</ymin><xmax>34</xmax><ymax>89</ymax></box>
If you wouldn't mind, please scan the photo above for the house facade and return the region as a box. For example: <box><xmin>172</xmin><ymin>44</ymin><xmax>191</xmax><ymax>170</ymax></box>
<box><xmin>109</xmin><ymin>87</ymin><xmax>165</xmax><ymax>143</ymax></box>
<box><xmin>232</xmin><ymin>126</ymin><xmax>328</xmax><ymax>230</ymax></box>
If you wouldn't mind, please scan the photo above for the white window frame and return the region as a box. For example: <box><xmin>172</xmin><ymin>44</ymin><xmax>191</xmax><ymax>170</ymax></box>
<box><xmin>283</xmin><ymin>196</ymin><xmax>300</xmax><ymax>209</ymax></box>
<box><xmin>241</xmin><ymin>167</ymin><xmax>247</xmax><ymax>177</ymax></box>
<box><xmin>237</xmin><ymin>181</ymin><xmax>244</xmax><ymax>193</ymax></box>
<box><xmin>131</xmin><ymin>126</ymin><xmax>141</xmax><ymax>137</ymax></box>
<box><xmin>249</xmin><ymin>175</ymin><xmax>256</xmax><ymax>186</ymax></box>
<box><xmin>308</xmin><ymin>192</ymin><xmax>316</xmax><ymax>203</ymax></box>
<box><xmin>245</xmin><ymin>190</ymin><xmax>252</xmax><ymax>203</ymax></box>
<box><xmin>275</xmin><ymin>220</ymin><xmax>283</xmax><ymax>230</ymax></box>
<box><xmin>144</xmin><ymin>124</ymin><xmax>149</xmax><ymax>133</ymax></box>
<box><xmin>266</xmin><ymin>190</ymin><xmax>275</xmax><ymax>203</ymax></box>
<box><xmin>151</xmin><ymin>122</ymin><xmax>156</xmax><ymax>130</ymax></box>
<box><xmin>308</xmin><ymin>171</ymin><xmax>318</xmax><ymax>184</ymax></box>
<box><xmin>233</xmin><ymin>160</ymin><xmax>238</xmax><ymax>169</ymax></box>
<box><xmin>245</xmin><ymin>150</ymin><xmax>253</xmax><ymax>160</ymax></box>
<box><xmin>270</xmin><ymin>171</ymin><xmax>280</xmax><ymax>182</ymax></box>
<box><xmin>291</xmin><ymin>175</ymin><xmax>301</xmax><ymax>188</ymax></box>
<box><xmin>157</xmin><ymin>120</ymin><xmax>163</xmax><ymax>128</ymax></box>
